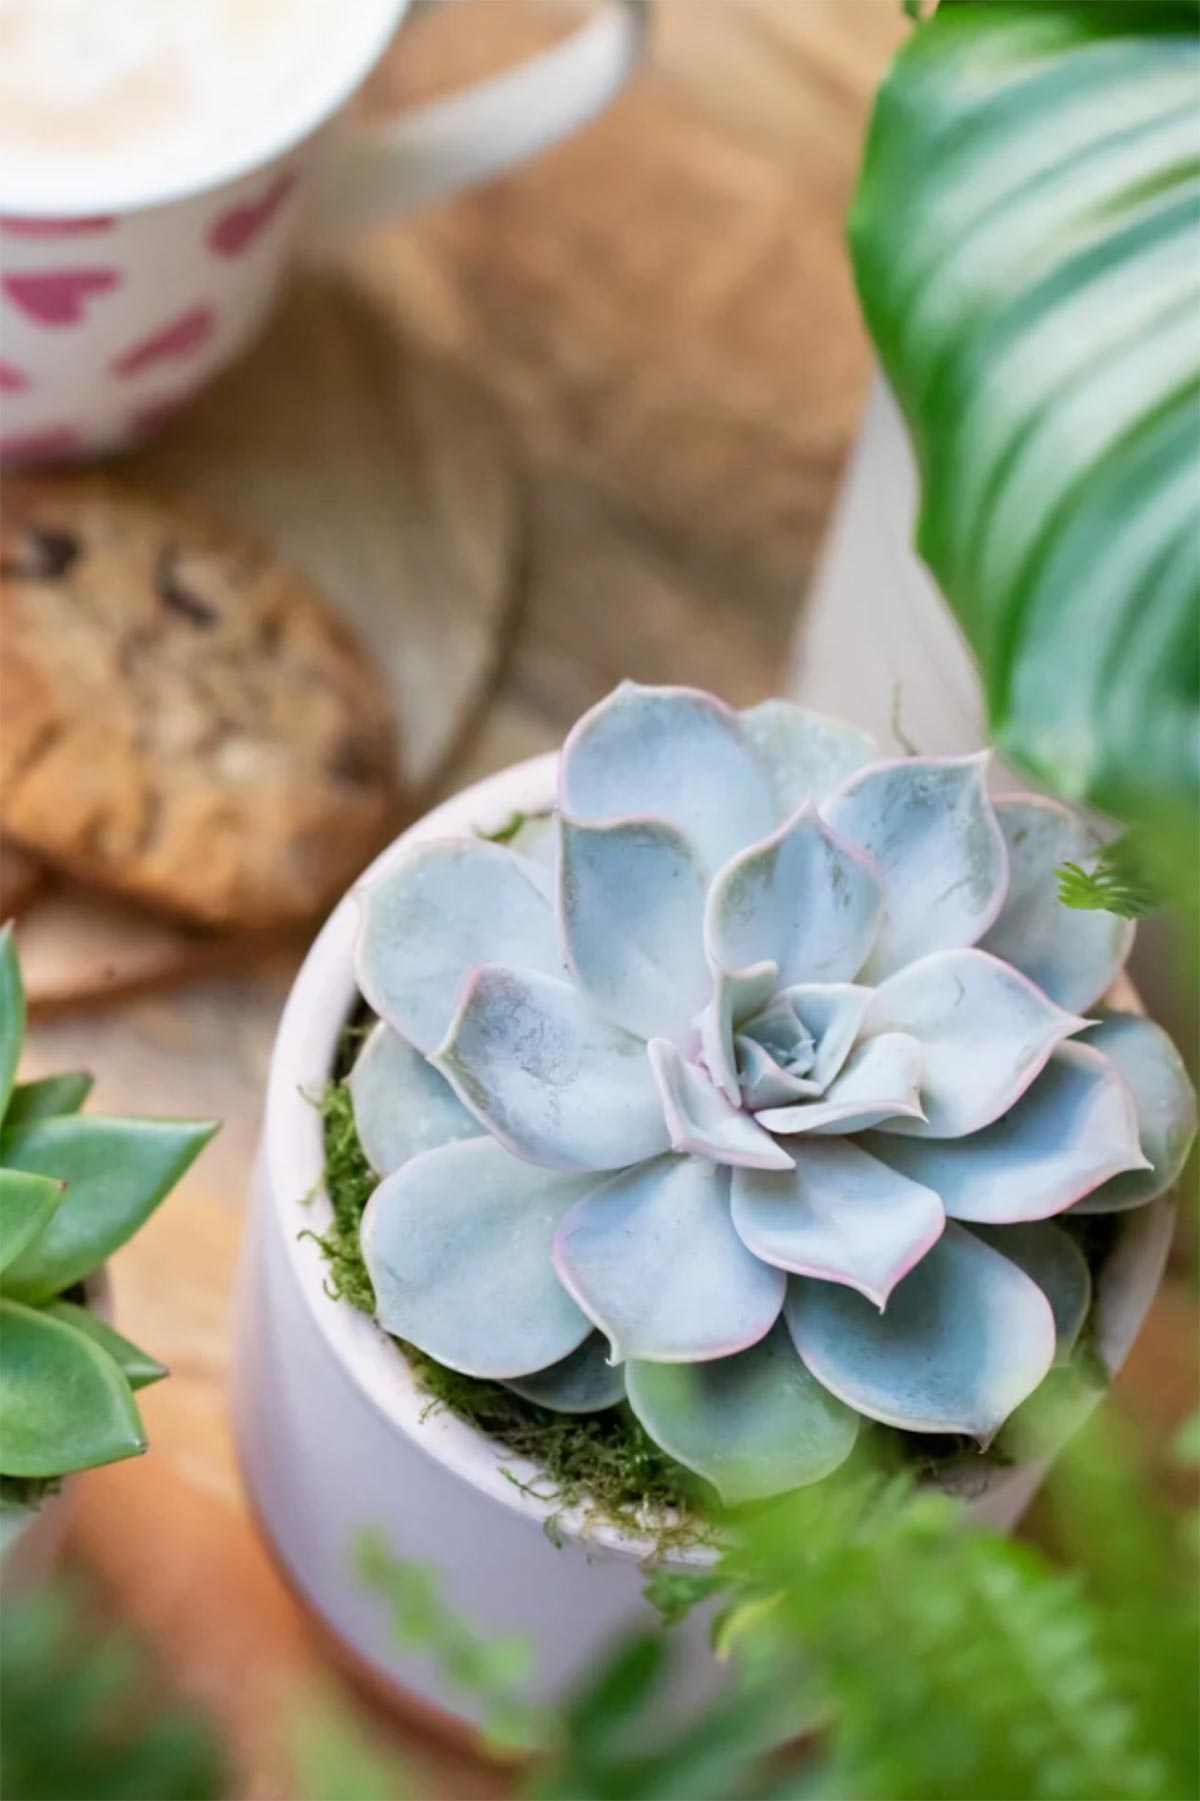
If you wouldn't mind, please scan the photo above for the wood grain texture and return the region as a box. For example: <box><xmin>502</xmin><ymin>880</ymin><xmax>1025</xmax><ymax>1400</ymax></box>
<box><xmin>17</xmin><ymin>3</ymin><xmax>1191</xmax><ymax>1795</ymax></box>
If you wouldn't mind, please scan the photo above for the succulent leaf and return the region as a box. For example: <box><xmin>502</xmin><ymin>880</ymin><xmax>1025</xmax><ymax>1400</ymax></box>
<box><xmin>434</xmin><ymin>966</ymin><xmax>670</xmax><ymax>1172</ymax></box>
<box><xmin>1069</xmin><ymin>1012</ymin><xmax>1198</xmax><ymax>1212</ymax></box>
<box><xmin>348</xmin><ymin>1021</ymin><xmax>477</xmax><ymax>1178</ymax></box>
<box><xmin>0</xmin><ymin>1298</ymin><xmax>145</xmax><ymax>1476</ymax></box>
<box><xmin>0</xmin><ymin>1170</ymin><xmax>64</xmax><ymax>1279</ymax></box>
<box><xmin>554</xmin><ymin>1156</ymin><xmax>786</xmax><ymax>1364</ymax></box>
<box><xmin>758</xmin><ymin>1032</ymin><xmax>925</xmax><ymax>1136</ymax></box>
<box><xmin>0</xmin><ymin>924</ymin><xmax>24</xmax><ymax>1124</ymax></box>
<box><xmin>43</xmin><ymin>1299</ymin><xmax>168</xmax><ymax>1390</ymax></box>
<box><xmin>4</xmin><ymin>1072</ymin><xmax>93</xmax><ymax>1128</ymax></box>
<box><xmin>732</xmin><ymin>1139</ymin><xmax>944</xmax><ymax>1309</ymax></box>
<box><xmin>356</xmin><ymin>840</ymin><xmax>563</xmax><ymax>1054</ymax></box>
<box><xmin>647</xmin><ymin>1039</ymin><xmax>794</xmax><ymax>1172</ymax></box>
<box><xmin>786</xmin><ymin>1224</ymin><xmax>1056</xmax><ymax>1441</ymax></box>
<box><xmin>559</xmin><ymin>816</ymin><xmax>710</xmax><ymax>1045</ymax></box>
<box><xmin>866</xmin><ymin>1041</ymin><xmax>1147</xmax><ymax>1224</ymax></box>
<box><xmin>504</xmin><ymin>1334</ymin><xmax>626</xmax><ymax>1414</ymax></box>
<box><xmin>864</xmin><ymin>949</ymin><xmax>1086</xmax><ymax>1139</ymax></box>
<box><xmin>979</xmin><ymin>798</ymin><xmax>1136</xmax><ymax>1012</ymax></box>
<box><xmin>699</xmin><ymin>961</ymin><xmax>779</xmax><ymax>1105</ymax></box>
<box><xmin>968</xmin><ymin>1223</ymin><xmax>1091</xmax><ymax>1364</ymax></box>
<box><xmin>739</xmin><ymin>699</ymin><xmax>877</xmax><ymax>817</ymax></box>
<box><xmin>706</xmin><ymin>809</ymin><xmax>883</xmax><ymax>994</ymax></box>
<box><xmin>626</xmin><ymin>1321</ymin><xmax>858</xmax><ymax>1505</ymax></box>
<box><xmin>0</xmin><ymin>1116</ymin><xmax>217</xmax><ymax>1304</ymax></box>
<box><xmin>823</xmin><ymin>756</ymin><xmax>1008</xmax><ymax>982</ymax></box>
<box><xmin>361</xmin><ymin>1138</ymin><xmax>593</xmax><ymax>1378</ymax></box>
<box><xmin>561</xmin><ymin>683</ymin><xmax>776</xmax><ymax>875</ymax></box>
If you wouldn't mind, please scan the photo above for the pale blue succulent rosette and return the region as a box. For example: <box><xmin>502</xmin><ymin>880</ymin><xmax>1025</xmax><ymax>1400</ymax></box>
<box><xmin>348</xmin><ymin>683</ymin><xmax>1196</xmax><ymax>1507</ymax></box>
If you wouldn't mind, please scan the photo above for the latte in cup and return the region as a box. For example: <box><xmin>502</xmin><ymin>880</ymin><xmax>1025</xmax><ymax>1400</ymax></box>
<box><xmin>0</xmin><ymin>0</ymin><xmax>359</xmax><ymax>207</ymax></box>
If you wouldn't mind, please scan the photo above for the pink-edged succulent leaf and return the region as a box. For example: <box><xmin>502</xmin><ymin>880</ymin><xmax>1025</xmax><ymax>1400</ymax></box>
<box><xmin>734</xmin><ymin>1033</ymin><xmax>823</xmax><ymax>1111</ymax></box>
<box><xmin>553</xmin><ymin>1155</ymin><xmax>786</xmax><ymax>1364</ymax></box>
<box><xmin>758</xmin><ymin>1033</ymin><xmax>925</xmax><ymax>1136</ymax></box>
<box><xmin>348</xmin><ymin>1021</ymin><xmax>478</xmax><ymax>1177</ymax></box>
<box><xmin>786</xmin><ymin>1222</ymin><xmax>1056</xmax><ymax>1441</ymax></box>
<box><xmin>560</xmin><ymin>682</ymin><xmax>776</xmax><ymax>876</ymax></box>
<box><xmin>733</xmin><ymin>982</ymin><xmax>874</xmax><ymax>1111</ymax></box>
<box><xmin>356</xmin><ymin>840</ymin><xmax>562</xmax><ymax>1053</ymax></box>
<box><xmin>731</xmin><ymin>1138</ymin><xmax>944</xmax><ymax>1309</ymax></box>
<box><xmin>433</xmin><ymin>967</ymin><xmax>670</xmax><ymax>1171</ymax></box>
<box><xmin>698</xmin><ymin>961</ymin><xmax>778</xmax><ymax>1104</ymax></box>
<box><xmin>969</xmin><ymin>1222</ymin><xmax>1091</xmax><ymax>1364</ymax></box>
<box><xmin>360</xmin><ymin>1138</ymin><xmax>593</xmax><ymax>1378</ymax></box>
<box><xmin>865</xmin><ymin>1040</ymin><xmax>1146</xmax><ymax>1223</ymax></box>
<box><xmin>739</xmin><ymin>699</ymin><xmax>878</xmax><ymax>818</ymax></box>
<box><xmin>705</xmin><ymin>808</ymin><xmax>882</xmax><ymax>991</ymax></box>
<box><xmin>647</xmin><ymin>1039</ymin><xmax>794</xmax><ymax>1171</ymax></box>
<box><xmin>504</xmin><ymin>1333</ymin><xmax>626</xmax><ymax>1413</ymax></box>
<box><xmin>625</xmin><ymin>1321</ymin><xmax>858</xmax><ymax>1505</ymax></box>
<box><xmin>559</xmin><ymin>815</ymin><xmax>710</xmax><ymax>1046</ymax></box>
<box><xmin>863</xmin><ymin>949</ymin><xmax>1087</xmax><ymax>1139</ymax></box>
<box><xmin>823</xmin><ymin>755</ymin><xmax>1008</xmax><ymax>982</ymax></box>
<box><xmin>979</xmin><ymin>798</ymin><xmax>1135</xmax><ymax>1012</ymax></box>
<box><xmin>1070</xmin><ymin>1012</ymin><xmax>1198</xmax><ymax>1212</ymax></box>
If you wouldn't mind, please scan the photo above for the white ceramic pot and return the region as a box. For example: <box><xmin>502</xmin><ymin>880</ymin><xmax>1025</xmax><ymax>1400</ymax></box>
<box><xmin>234</xmin><ymin>754</ymin><xmax>725</xmax><ymax>1735</ymax></box>
<box><xmin>235</xmin><ymin>752</ymin><xmax>1175</xmax><ymax>1731</ymax></box>
<box><xmin>0</xmin><ymin>1268</ymin><xmax>114</xmax><ymax>1587</ymax></box>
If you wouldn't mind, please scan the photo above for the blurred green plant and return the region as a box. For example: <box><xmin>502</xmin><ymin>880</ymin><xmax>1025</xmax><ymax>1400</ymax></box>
<box><xmin>849</xmin><ymin>0</ymin><xmax>1200</xmax><ymax>829</ymax></box>
<box><xmin>0</xmin><ymin>926</ymin><xmax>215</xmax><ymax>1517</ymax></box>
<box><xmin>527</xmin><ymin>1411</ymin><xmax>1199</xmax><ymax>1801</ymax></box>
<box><xmin>0</xmin><ymin>1583</ymin><xmax>227</xmax><ymax>1801</ymax></box>
<box><xmin>2</xmin><ymin>1406</ymin><xmax>1192</xmax><ymax>1801</ymax></box>
<box><xmin>332</xmin><ymin>1396</ymin><xmax>1197</xmax><ymax>1801</ymax></box>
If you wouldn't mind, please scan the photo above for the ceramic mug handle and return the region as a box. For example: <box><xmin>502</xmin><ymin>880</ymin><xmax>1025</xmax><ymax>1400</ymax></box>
<box><xmin>315</xmin><ymin>0</ymin><xmax>647</xmax><ymax>236</ymax></box>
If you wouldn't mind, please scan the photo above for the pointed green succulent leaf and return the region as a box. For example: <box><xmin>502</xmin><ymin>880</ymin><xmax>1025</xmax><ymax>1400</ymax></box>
<box><xmin>0</xmin><ymin>924</ymin><xmax>25</xmax><ymax>1124</ymax></box>
<box><xmin>0</xmin><ymin>1169</ymin><xmax>65</xmax><ymax>1279</ymax></box>
<box><xmin>0</xmin><ymin>1116</ymin><xmax>217</xmax><ymax>1303</ymax></box>
<box><xmin>850</xmin><ymin>3</ymin><xmax>1200</xmax><ymax>819</ymax></box>
<box><xmin>4</xmin><ymin>1071</ymin><xmax>94</xmax><ymax>1129</ymax></box>
<box><xmin>43</xmin><ymin>1300</ymin><xmax>168</xmax><ymax>1391</ymax></box>
<box><xmin>0</xmin><ymin>1298</ymin><xmax>145</xmax><ymax>1477</ymax></box>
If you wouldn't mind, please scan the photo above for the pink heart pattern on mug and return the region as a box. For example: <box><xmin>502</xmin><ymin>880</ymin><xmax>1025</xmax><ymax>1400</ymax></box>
<box><xmin>3</xmin><ymin>268</ymin><xmax>120</xmax><ymax>327</ymax></box>
<box><xmin>207</xmin><ymin>170</ymin><xmax>297</xmax><ymax>258</ymax></box>
<box><xmin>0</xmin><ymin>361</ymin><xmax>29</xmax><ymax>392</ymax></box>
<box><xmin>111</xmin><ymin>305</ymin><xmax>216</xmax><ymax>377</ymax></box>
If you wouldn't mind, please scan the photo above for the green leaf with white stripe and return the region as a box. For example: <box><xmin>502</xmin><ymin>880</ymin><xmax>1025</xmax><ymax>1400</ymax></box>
<box><xmin>850</xmin><ymin>2</ymin><xmax>1199</xmax><ymax>817</ymax></box>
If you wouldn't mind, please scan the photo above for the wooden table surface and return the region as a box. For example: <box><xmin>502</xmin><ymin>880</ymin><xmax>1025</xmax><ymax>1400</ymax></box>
<box><xmin>19</xmin><ymin>5</ymin><xmax>1196</xmax><ymax>1797</ymax></box>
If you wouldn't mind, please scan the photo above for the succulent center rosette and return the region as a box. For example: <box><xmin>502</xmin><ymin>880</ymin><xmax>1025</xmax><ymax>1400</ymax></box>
<box><xmin>350</xmin><ymin>684</ymin><xmax>1196</xmax><ymax>1505</ymax></box>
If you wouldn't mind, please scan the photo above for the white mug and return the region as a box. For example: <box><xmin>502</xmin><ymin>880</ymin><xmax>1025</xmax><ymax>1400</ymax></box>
<box><xmin>0</xmin><ymin>0</ymin><xmax>646</xmax><ymax>463</ymax></box>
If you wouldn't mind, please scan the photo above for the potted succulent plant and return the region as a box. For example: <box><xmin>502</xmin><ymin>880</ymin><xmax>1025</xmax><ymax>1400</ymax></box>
<box><xmin>236</xmin><ymin>682</ymin><xmax>1195</xmax><ymax>1729</ymax></box>
<box><xmin>0</xmin><ymin>926</ymin><xmax>215</xmax><ymax>1580</ymax></box>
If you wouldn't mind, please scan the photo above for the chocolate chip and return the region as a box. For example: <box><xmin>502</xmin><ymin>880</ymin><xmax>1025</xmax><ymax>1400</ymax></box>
<box><xmin>1</xmin><ymin>525</ymin><xmax>81</xmax><ymax>580</ymax></box>
<box><xmin>327</xmin><ymin>734</ymin><xmax>381</xmax><ymax>788</ymax></box>
<box><xmin>155</xmin><ymin>545</ymin><xmax>217</xmax><ymax>628</ymax></box>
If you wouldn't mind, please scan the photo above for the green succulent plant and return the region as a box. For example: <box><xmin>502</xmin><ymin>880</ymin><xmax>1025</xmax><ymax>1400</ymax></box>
<box><xmin>0</xmin><ymin>925</ymin><xmax>215</xmax><ymax>1517</ymax></box>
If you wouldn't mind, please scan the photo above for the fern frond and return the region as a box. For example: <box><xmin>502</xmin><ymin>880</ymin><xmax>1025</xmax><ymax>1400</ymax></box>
<box><xmin>1056</xmin><ymin>835</ymin><xmax>1158</xmax><ymax>920</ymax></box>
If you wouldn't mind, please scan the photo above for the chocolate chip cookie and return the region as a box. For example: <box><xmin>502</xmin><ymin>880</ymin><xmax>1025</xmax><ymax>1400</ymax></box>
<box><xmin>1</xmin><ymin>475</ymin><xmax>398</xmax><ymax>928</ymax></box>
